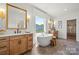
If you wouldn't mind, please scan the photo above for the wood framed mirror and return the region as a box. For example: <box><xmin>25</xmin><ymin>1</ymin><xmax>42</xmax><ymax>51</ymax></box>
<box><xmin>6</xmin><ymin>3</ymin><xmax>27</xmax><ymax>29</ymax></box>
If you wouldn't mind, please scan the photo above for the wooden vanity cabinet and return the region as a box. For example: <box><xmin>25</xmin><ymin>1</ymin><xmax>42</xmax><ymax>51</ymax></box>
<box><xmin>27</xmin><ymin>34</ymin><xmax>33</xmax><ymax>50</ymax></box>
<box><xmin>9</xmin><ymin>34</ymin><xmax>33</xmax><ymax>55</ymax></box>
<box><xmin>0</xmin><ymin>37</ymin><xmax>9</xmax><ymax>55</ymax></box>
<box><xmin>19</xmin><ymin>35</ymin><xmax>28</xmax><ymax>54</ymax></box>
<box><xmin>0</xmin><ymin>34</ymin><xmax>33</xmax><ymax>55</ymax></box>
<box><xmin>10</xmin><ymin>36</ymin><xmax>20</xmax><ymax>55</ymax></box>
<box><xmin>10</xmin><ymin>35</ymin><xmax>28</xmax><ymax>55</ymax></box>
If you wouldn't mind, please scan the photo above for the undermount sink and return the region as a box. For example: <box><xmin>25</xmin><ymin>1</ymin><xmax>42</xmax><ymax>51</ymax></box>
<box><xmin>25</xmin><ymin>32</ymin><xmax>30</xmax><ymax>33</ymax></box>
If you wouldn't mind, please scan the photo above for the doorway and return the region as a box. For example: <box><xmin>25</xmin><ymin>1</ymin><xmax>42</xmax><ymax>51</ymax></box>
<box><xmin>67</xmin><ymin>19</ymin><xmax>76</xmax><ymax>40</ymax></box>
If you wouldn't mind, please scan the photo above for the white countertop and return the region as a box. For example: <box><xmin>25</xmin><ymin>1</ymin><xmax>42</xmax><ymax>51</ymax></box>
<box><xmin>0</xmin><ymin>32</ymin><xmax>32</xmax><ymax>38</ymax></box>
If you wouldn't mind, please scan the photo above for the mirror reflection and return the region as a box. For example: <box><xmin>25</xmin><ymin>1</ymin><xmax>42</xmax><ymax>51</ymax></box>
<box><xmin>7</xmin><ymin>4</ymin><xmax>27</xmax><ymax>29</ymax></box>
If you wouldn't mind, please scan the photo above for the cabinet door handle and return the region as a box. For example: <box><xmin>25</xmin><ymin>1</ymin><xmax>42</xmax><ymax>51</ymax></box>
<box><xmin>18</xmin><ymin>40</ymin><xmax>21</xmax><ymax>44</ymax></box>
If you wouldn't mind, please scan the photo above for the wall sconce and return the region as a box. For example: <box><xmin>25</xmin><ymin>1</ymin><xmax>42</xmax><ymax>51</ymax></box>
<box><xmin>48</xmin><ymin>19</ymin><xmax>52</xmax><ymax>24</ymax></box>
<box><xmin>0</xmin><ymin>8</ymin><xmax>5</xmax><ymax>19</ymax></box>
<box><xmin>27</xmin><ymin>14</ymin><xmax>30</xmax><ymax>22</ymax></box>
<box><xmin>54</xmin><ymin>21</ymin><xmax>56</xmax><ymax>25</ymax></box>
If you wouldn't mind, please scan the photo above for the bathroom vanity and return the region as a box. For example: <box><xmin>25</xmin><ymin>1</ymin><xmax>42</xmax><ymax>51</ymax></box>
<box><xmin>0</xmin><ymin>33</ymin><xmax>33</xmax><ymax>55</ymax></box>
<box><xmin>0</xmin><ymin>4</ymin><xmax>33</xmax><ymax>55</ymax></box>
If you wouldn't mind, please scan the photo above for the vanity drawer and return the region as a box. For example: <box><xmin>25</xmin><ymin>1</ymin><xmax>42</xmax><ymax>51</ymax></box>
<box><xmin>0</xmin><ymin>37</ymin><xmax>9</xmax><ymax>41</ymax></box>
<box><xmin>10</xmin><ymin>36</ymin><xmax>19</xmax><ymax>40</ymax></box>
<box><xmin>28</xmin><ymin>37</ymin><xmax>32</xmax><ymax>41</ymax></box>
<box><xmin>0</xmin><ymin>37</ymin><xmax>9</xmax><ymax>47</ymax></box>
<box><xmin>10</xmin><ymin>35</ymin><xmax>25</xmax><ymax>40</ymax></box>
<box><xmin>0</xmin><ymin>37</ymin><xmax>9</xmax><ymax>55</ymax></box>
<box><xmin>28</xmin><ymin>34</ymin><xmax>33</xmax><ymax>37</ymax></box>
<box><xmin>0</xmin><ymin>46</ymin><xmax>9</xmax><ymax>55</ymax></box>
<box><xmin>0</xmin><ymin>41</ymin><xmax>9</xmax><ymax>48</ymax></box>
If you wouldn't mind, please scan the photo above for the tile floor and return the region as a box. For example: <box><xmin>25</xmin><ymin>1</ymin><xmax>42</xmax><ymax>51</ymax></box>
<box><xmin>24</xmin><ymin>39</ymin><xmax>79</xmax><ymax>55</ymax></box>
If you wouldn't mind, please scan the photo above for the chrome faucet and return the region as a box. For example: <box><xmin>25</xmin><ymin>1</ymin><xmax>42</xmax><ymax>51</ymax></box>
<box><xmin>14</xmin><ymin>24</ymin><xmax>21</xmax><ymax>33</ymax></box>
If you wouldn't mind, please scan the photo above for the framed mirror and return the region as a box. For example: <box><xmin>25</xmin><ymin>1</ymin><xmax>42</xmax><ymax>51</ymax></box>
<box><xmin>6</xmin><ymin>4</ymin><xmax>27</xmax><ymax>29</ymax></box>
<box><xmin>0</xmin><ymin>4</ymin><xmax>6</xmax><ymax>32</ymax></box>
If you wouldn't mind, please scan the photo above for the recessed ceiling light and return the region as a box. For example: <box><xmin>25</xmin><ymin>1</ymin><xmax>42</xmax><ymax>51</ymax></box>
<box><xmin>64</xmin><ymin>8</ymin><xmax>68</xmax><ymax>11</ymax></box>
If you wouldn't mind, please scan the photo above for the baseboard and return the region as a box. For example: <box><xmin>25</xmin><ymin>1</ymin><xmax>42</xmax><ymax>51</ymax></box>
<box><xmin>76</xmin><ymin>39</ymin><xmax>79</xmax><ymax>42</ymax></box>
<box><xmin>58</xmin><ymin>38</ymin><xmax>66</xmax><ymax>40</ymax></box>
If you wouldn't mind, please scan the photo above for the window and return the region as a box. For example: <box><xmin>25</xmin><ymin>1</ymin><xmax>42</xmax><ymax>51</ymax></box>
<box><xmin>35</xmin><ymin>16</ymin><xmax>44</xmax><ymax>33</ymax></box>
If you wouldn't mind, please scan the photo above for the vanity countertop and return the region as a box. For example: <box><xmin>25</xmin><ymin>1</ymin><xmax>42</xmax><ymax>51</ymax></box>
<box><xmin>0</xmin><ymin>32</ymin><xmax>33</xmax><ymax>38</ymax></box>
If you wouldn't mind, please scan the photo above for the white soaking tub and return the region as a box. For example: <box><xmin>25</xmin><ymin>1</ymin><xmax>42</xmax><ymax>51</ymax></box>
<box><xmin>37</xmin><ymin>33</ymin><xmax>52</xmax><ymax>47</ymax></box>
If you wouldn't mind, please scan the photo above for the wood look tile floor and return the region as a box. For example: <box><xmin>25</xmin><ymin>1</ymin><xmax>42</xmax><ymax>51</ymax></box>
<box><xmin>24</xmin><ymin>39</ymin><xmax>79</xmax><ymax>55</ymax></box>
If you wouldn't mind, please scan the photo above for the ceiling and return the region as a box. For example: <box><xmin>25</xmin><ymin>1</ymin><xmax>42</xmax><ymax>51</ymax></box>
<box><xmin>8</xmin><ymin>3</ymin><xmax>79</xmax><ymax>18</ymax></box>
<box><xmin>31</xmin><ymin>3</ymin><xmax>79</xmax><ymax>18</ymax></box>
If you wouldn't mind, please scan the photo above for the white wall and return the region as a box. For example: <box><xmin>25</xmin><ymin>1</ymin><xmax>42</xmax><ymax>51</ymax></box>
<box><xmin>54</xmin><ymin>19</ymin><xmax>67</xmax><ymax>39</ymax></box>
<box><xmin>54</xmin><ymin>12</ymin><xmax>79</xmax><ymax>41</ymax></box>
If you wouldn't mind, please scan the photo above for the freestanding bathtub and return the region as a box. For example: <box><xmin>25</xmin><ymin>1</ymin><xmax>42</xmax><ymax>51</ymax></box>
<box><xmin>37</xmin><ymin>33</ymin><xmax>52</xmax><ymax>47</ymax></box>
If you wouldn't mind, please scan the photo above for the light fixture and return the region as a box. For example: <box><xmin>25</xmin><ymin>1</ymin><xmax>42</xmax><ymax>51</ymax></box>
<box><xmin>54</xmin><ymin>21</ymin><xmax>56</xmax><ymax>25</ymax></box>
<box><xmin>27</xmin><ymin>14</ymin><xmax>30</xmax><ymax>22</ymax></box>
<box><xmin>0</xmin><ymin>8</ymin><xmax>5</xmax><ymax>19</ymax></box>
<box><xmin>48</xmin><ymin>19</ymin><xmax>52</xmax><ymax>24</ymax></box>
